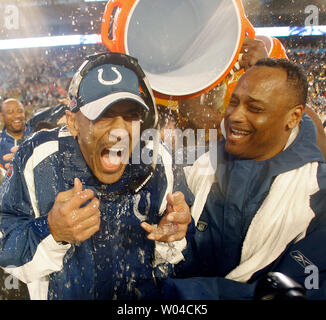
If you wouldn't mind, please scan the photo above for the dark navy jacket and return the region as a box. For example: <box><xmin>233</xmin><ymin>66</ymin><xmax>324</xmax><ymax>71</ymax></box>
<box><xmin>162</xmin><ymin>115</ymin><xmax>326</xmax><ymax>300</ymax></box>
<box><xmin>0</xmin><ymin>124</ymin><xmax>32</xmax><ymax>168</ymax></box>
<box><xmin>0</xmin><ymin>127</ymin><xmax>193</xmax><ymax>300</ymax></box>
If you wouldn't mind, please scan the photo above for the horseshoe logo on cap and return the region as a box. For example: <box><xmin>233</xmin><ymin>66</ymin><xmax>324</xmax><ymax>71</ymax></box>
<box><xmin>98</xmin><ymin>67</ymin><xmax>122</xmax><ymax>86</ymax></box>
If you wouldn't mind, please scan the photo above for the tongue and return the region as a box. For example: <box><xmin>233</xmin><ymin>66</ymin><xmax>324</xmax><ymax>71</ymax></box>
<box><xmin>100</xmin><ymin>150</ymin><xmax>121</xmax><ymax>171</ymax></box>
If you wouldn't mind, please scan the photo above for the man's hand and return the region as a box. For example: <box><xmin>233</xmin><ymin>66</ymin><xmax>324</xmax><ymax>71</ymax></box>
<box><xmin>141</xmin><ymin>192</ymin><xmax>191</xmax><ymax>242</ymax></box>
<box><xmin>3</xmin><ymin>146</ymin><xmax>19</xmax><ymax>169</ymax></box>
<box><xmin>47</xmin><ymin>177</ymin><xmax>100</xmax><ymax>244</ymax></box>
<box><xmin>239</xmin><ymin>37</ymin><xmax>269</xmax><ymax>71</ymax></box>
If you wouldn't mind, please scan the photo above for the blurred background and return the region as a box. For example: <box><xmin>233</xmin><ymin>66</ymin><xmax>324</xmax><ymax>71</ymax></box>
<box><xmin>0</xmin><ymin>0</ymin><xmax>325</xmax><ymax>121</ymax></box>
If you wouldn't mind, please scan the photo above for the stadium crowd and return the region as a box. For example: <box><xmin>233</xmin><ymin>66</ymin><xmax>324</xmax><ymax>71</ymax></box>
<box><xmin>0</xmin><ymin>39</ymin><xmax>325</xmax><ymax>122</ymax></box>
<box><xmin>279</xmin><ymin>38</ymin><xmax>326</xmax><ymax>120</ymax></box>
<box><xmin>0</xmin><ymin>44</ymin><xmax>106</xmax><ymax>119</ymax></box>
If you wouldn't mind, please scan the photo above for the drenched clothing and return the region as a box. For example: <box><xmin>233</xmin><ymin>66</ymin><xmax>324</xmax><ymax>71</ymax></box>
<box><xmin>0</xmin><ymin>127</ymin><xmax>192</xmax><ymax>300</ymax></box>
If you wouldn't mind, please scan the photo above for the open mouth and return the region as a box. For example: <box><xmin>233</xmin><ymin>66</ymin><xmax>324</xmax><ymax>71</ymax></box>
<box><xmin>228</xmin><ymin>126</ymin><xmax>251</xmax><ymax>141</ymax></box>
<box><xmin>100</xmin><ymin>145</ymin><xmax>127</xmax><ymax>172</ymax></box>
<box><xmin>12</xmin><ymin>120</ymin><xmax>23</xmax><ymax>127</ymax></box>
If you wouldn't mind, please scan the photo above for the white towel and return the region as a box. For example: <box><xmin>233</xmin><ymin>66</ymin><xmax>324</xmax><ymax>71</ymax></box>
<box><xmin>184</xmin><ymin>152</ymin><xmax>216</xmax><ymax>225</ymax></box>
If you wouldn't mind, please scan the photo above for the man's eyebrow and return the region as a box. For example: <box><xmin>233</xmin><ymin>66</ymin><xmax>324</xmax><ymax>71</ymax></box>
<box><xmin>230</xmin><ymin>94</ymin><xmax>266</xmax><ymax>105</ymax></box>
<box><xmin>247</xmin><ymin>95</ymin><xmax>266</xmax><ymax>104</ymax></box>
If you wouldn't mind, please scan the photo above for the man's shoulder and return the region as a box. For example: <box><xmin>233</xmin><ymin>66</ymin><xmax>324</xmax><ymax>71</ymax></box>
<box><xmin>14</xmin><ymin>127</ymin><xmax>68</xmax><ymax>167</ymax></box>
<box><xmin>23</xmin><ymin>127</ymin><xmax>60</xmax><ymax>147</ymax></box>
<box><xmin>316</xmin><ymin>161</ymin><xmax>326</xmax><ymax>183</ymax></box>
<box><xmin>0</xmin><ymin>127</ymin><xmax>14</xmax><ymax>144</ymax></box>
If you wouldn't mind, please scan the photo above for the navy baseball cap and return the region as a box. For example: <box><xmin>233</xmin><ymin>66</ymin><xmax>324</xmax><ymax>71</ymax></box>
<box><xmin>69</xmin><ymin>62</ymin><xmax>149</xmax><ymax>121</ymax></box>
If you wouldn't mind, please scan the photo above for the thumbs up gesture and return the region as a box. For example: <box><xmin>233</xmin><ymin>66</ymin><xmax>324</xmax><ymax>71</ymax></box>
<box><xmin>47</xmin><ymin>178</ymin><xmax>100</xmax><ymax>244</ymax></box>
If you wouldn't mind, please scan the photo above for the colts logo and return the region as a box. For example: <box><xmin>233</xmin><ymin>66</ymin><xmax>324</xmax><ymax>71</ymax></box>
<box><xmin>98</xmin><ymin>67</ymin><xmax>122</xmax><ymax>86</ymax></box>
<box><xmin>133</xmin><ymin>193</ymin><xmax>151</xmax><ymax>222</ymax></box>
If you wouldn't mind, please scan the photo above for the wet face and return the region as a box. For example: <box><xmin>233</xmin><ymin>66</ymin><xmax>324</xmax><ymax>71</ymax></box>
<box><xmin>160</xmin><ymin>118</ymin><xmax>177</xmax><ymax>150</ymax></box>
<box><xmin>224</xmin><ymin>66</ymin><xmax>303</xmax><ymax>161</ymax></box>
<box><xmin>1</xmin><ymin>100</ymin><xmax>26</xmax><ymax>137</ymax></box>
<box><xmin>178</xmin><ymin>84</ymin><xmax>226</xmax><ymax>131</ymax></box>
<box><xmin>67</xmin><ymin>101</ymin><xmax>144</xmax><ymax>184</ymax></box>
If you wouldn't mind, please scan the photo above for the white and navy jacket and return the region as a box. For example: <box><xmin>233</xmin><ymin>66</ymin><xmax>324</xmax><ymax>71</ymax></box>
<box><xmin>0</xmin><ymin>125</ymin><xmax>32</xmax><ymax>168</ymax></box>
<box><xmin>163</xmin><ymin>114</ymin><xmax>326</xmax><ymax>300</ymax></box>
<box><xmin>0</xmin><ymin>127</ymin><xmax>193</xmax><ymax>300</ymax></box>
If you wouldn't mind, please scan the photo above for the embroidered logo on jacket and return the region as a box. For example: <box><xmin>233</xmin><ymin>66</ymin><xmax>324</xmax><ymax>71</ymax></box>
<box><xmin>290</xmin><ymin>250</ymin><xmax>314</xmax><ymax>268</ymax></box>
<box><xmin>133</xmin><ymin>192</ymin><xmax>151</xmax><ymax>222</ymax></box>
<box><xmin>196</xmin><ymin>221</ymin><xmax>208</xmax><ymax>232</ymax></box>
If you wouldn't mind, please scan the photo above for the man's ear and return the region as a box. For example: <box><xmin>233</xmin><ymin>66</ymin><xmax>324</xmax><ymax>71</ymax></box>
<box><xmin>65</xmin><ymin>110</ymin><xmax>79</xmax><ymax>136</ymax></box>
<box><xmin>287</xmin><ymin>104</ymin><xmax>304</xmax><ymax>130</ymax></box>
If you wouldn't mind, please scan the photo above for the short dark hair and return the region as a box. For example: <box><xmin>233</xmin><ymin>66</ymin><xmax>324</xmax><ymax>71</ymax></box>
<box><xmin>254</xmin><ymin>58</ymin><xmax>308</xmax><ymax>106</ymax></box>
<box><xmin>157</xmin><ymin>104</ymin><xmax>178</xmax><ymax>128</ymax></box>
<box><xmin>1</xmin><ymin>98</ymin><xmax>24</xmax><ymax>113</ymax></box>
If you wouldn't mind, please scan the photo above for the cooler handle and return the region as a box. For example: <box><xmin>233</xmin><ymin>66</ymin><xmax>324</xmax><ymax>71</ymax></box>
<box><xmin>101</xmin><ymin>0</ymin><xmax>135</xmax><ymax>52</ymax></box>
<box><xmin>242</xmin><ymin>15</ymin><xmax>256</xmax><ymax>39</ymax></box>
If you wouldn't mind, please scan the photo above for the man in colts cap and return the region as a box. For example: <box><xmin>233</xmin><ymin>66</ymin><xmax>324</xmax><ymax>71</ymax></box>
<box><xmin>0</xmin><ymin>52</ymin><xmax>193</xmax><ymax>300</ymax></box>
